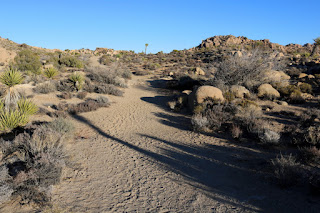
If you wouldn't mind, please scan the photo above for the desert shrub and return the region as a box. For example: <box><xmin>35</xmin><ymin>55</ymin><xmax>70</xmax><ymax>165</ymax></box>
<box><xmin>299</xmin><ymin>83</ymin><xmax>313</xmax><ymax>94</ymax></box>
<box><xmin>231</xmin><ymin>124</ymin><xmax>243</xmax><ymax>139</ymax></box>
<box><xmin>259</xmin><ymin>129</ymin><xmax>280</xmax><ymax>145</ymax></box>
<box><xmin>34</xmin><ymin>82</ymin><xmax>56</xmax><ymax>94</ymax></box>
<box><xmin>208</xmin><ymin>49</ymin><xmax>269</xmax><ymax>90</ymax></box>
<box><xmin>277</xmin><ymin>85</ymin><xmax>299</xmax><ymax>97</ymax></box>
<box><xmin>96</xmin><ymin>96</ymin><xmax>110</xmax><ymax>105</ymax></box>
<box><xmin>0</xmin><ymin>68</ymin><xmax>24</xmax><ymax>88</ymax></box>
<box><xmin>121</xmin><ymin>69</ymin><xmax>132</xmax><ymax>79</ymax></box>
<box><xmin>46</xmin><ymin>118</ymin><xmax>74</xmax><ymax>136</ymax></box>
<box><xmin>30</xmin><ymin>74</ymin><xmax>45</xmax><ymax>84</ymax></box>
<box><xmin>69</xmin><ymin>72</ymin><xmax>84</xmax><ymax>91</ymax></box>
<box><xmin>17</xmin><ymin>98</ymin><xmax>38</xmax><ymax>116</ymax></box>
<box><xmin>59</xmin><ymin>56</ymin><xmax>83</xmax><ymax>68</ymax></box>
<box><xmin>58</xmin><ymin>99</ymin><xmax>109</xmax><ymax>114</ymax></box>
<box><xmin>223</xmin><ymin>91</ymin><xmax>235</xmax><ymax>103</ymax></box>
<box><xmin>59</xmin><ymin>92</ymin><xmax>72</xmax><ymax>99</ymax></box>
<box><xmin>43</xmin><ymin>67</ymin><xmax>59</xmax><ymax>79</ymax></box>
<box><xmin>0</xmin><ymin>68</ymin><xmax>25</xmax><ymax>110</ymax></box>
<box><xmin>0</xmin><ymin>119</ymin><xmax>73</xmax><ymax>206</ymax></box>
<box><xmin>86</xmin><ymin>67</ymin><xmax>127</xmax><ymax>88</ymax></box>
<box><xmin>56</xmin><ymin>79</ymin><xmax>75</xmax><ymax>92</ymax></box>
<box><xmin>271</xmin><ymin>154</ymin><xmax>302</xmax><ymax>187</ymax></box>
<box><xmin>289</xmin><ymin>90</ymin><xmax>305</xmax><ymax>104</ymax></box>
<box><xmin>234</xmin><ymin>99</ymin><xmax>258</xmax><ymax>108</ymax></box>
<box><xmin>304</xmin><ymin>126</ymin><xmax>320</xmax><ymax>146</ymax></box>
<box><xmin>14</xmin><ymin>49</ymin><xmax>42</xmax><ymax>74</ymax></box>
<box><xmin>144</xmin><ymin>63</ymin><xmax>161</xmax><ymax>70</ymax></box>
<box><xmin>300</xmin><ymin>108</ymin><xmax>320</xmax><ymax>127</ymax></box>
<box><xmin>0</xmin><ymin>166</ymin><xmax>13</xmax><ymax>204</ymax></box>
<box><xmin>0</xmin><ymin>98</ymin><xmax>38</xmax><ymax>132</ymax></box>
<box><xmin>99</xmin><ymin>55</ymin><xmax>114</xmax><ymax>65</ymax></box>
<box><xmin>299</xmin><ymin>146</ymin><xmax>320</xmax><ymax>164</ymax></box>
<box><xmin>77</xmin><ymin>91</ymin><xmax>87</xmax><ymax>99</ymax></box>
<box><xmin>192</xmin><ymin>101</ymin><xmax>237</xmax><ymax>132</ymax></box>
<box><xmin>0</xmin><ymin>110</ymin><xmax>27</xmax><ymax>132</ymax></box>
<box><xmin>191</xmin><ymin>113</ymin><xmax>209</xmax><ymax>131</ymax></box>
<box><xmin>95</xmin><ymin>84</ymin><xmax>123</xmax><ymax>96</ymax></box>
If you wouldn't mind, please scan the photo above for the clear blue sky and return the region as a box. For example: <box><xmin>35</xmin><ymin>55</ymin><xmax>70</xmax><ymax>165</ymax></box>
<box><xmin>0</xmin><ymin>0</ymin><xmax>319</xmax><ymax>53</ymax></box>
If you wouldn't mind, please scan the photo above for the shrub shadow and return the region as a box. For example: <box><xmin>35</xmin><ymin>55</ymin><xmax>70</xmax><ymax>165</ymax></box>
<box><xmin>71</xmin><ymin>114</ymin><xmax>319</xmax><ymax>212</ymax></box>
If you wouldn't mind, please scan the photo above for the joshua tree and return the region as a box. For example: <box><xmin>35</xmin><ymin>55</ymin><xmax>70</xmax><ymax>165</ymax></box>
<box><xmin>145</xmin><ymin>43</ymin><xmax>149</xmax><ymax>54</ymax></box>
<box><xmin>311</xmin><ymin>37</ymin><xmax>320</xmax><ymax>57</ymax></box>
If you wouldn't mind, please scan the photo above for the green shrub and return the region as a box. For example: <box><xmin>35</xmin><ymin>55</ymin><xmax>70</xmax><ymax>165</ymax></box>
<box><xmin>43</xmin><ymin>67</ymin><xmax>59</xmax><ymax>79</ymax></box>
<box><xmin>0</xmin><ymin>110</ymin><xmax>27</xmax><ymax>131</ymax></box>
<box><xmin>0</xmin><ymin>68</ymin><xmax>24</xmax><ymax>88</ymax></box>
<box><xmin>277</xmin><ymin>85</ymin><xmax>299</xmax><ymax>96</ymax></box>
<box><xmin>0</xmin><ymin>68</ymin><xmax>24</xmax><ymax>108</ymax></box>
<box><xmin>99</xmin><ymin>55</ymin><xmax>114</xmax><ymax>65</ymax></box>
<box><xmin>59</xmin><ymin>56</ymin><xmax>83</xmax><ymax>68</ymax></box>
<box><xmin>289</xmin><ymin>90</ymin><xmax>305</xmax><ymax>104</ymax></box>
<box><xmin>299</xmin><ymin>83</ymin><xmax>312</xmax><ymax>94</ymax></box>
<box><xmin>69</xmin><ymin>72</ymin><xmax>84</xmax><ymax>91</ymax></box>
<box><xmin>17</xmin><ymin>98</ymin><xmax>38</xmax><ymax>116</ymax></box>
<box><xmin>14</xmin><ymin>49</ymin><xmax>42</xmax><ymax>74</ymax></box>
<box><xmin>223</xmin><ymin>91</ymin><xmax>235</xmax><ymax>103</ymax></box>
<box><xmin>0</xmin><ymin>98</ymin><xmax>38</xmax><ymax>132</ymax></box>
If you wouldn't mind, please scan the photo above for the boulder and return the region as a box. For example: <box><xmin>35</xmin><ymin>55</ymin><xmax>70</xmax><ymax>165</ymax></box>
<box><xmin>188</xmin><ymin>86</ymin><xmax>224</xmax><ymax>109</ymax></box>
<box><xmin>230</xmin><ymin>85</ymin><xmax>250</xmax><ymax>98</ymax></box>
<box><xmin>43</xmin><ymin>64</ymin><xmax>54</xmax><ymax>69</ymax></box>
<box><xmin>299</xmin><ymin>73</ymin><xmax>308</xmax><ymax>78</ymax></box>
<box><xmin>277</xmin><ymin>101</ymin><xmax>288</xmax><ymax>106</ymax></box>
<box><xmin>264</xmin><ymin>70</ymin><xmax>290</xmax><ymax>83</ymax></box>
<box><xmin>258</xmin><ymin>84</ymin><xmax>280</xmax><ymax>99</ymax></box>
<box><xmin>194</xmin><ymin>67</ymin><xmax>205</xmax><ymax>75</ymax></box>
<box><xmin>182</xmin><ymin>90</ymin><xmax>192</xmax><ymax>95</ymax></box>
<box><xmin>234</xmin><ymin>51</ymin><xmax>243</xmax><ymax>57</ymax></box>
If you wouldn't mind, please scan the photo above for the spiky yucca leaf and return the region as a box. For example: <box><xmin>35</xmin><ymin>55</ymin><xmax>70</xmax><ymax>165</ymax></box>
<box><xmin>0</xmin><ymin>68</ymin><xmax>24</xmax><ymax>88</ymax></box>
<box><xmin>0</xmin><ymin>110</ymin><xmax>27</xmax><ymax>132</ymax></box>
<box><xmin>17</xmin><ymin>99</ymin><xmax>38</xmax><ymax>116</ymax></box>
<box><xmin>69</xmin><ymin>72</ymin><xmax>84</xmax><ymax>91</ymax></box>
<box><xmin>44</xmin><ymin>67</ymin><xmax>59</xmax><ymax>79</ymax></box>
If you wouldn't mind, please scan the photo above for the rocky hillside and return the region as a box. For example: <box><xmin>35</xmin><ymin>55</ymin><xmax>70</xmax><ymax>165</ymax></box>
<box><xmin>194</xmin><ymin>35</ymin><xmax>317</xmax><ymax>55</ymax></box>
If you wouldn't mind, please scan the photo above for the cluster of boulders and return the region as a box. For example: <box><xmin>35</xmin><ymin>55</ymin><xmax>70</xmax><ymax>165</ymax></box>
<box><xmin>168</xmin><ymin>66</ymin><xmax>320</xmax><ymax>112</ymax></box>
<box><xmin>194</xmin><ymin>35</ymin><xmax>318</xmax><ymax>56</ymax></box>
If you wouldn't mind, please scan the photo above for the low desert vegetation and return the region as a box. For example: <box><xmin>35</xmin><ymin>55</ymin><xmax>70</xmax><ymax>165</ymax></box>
<box><xmin>0</xmin><ymin>118</ymin><xmax>74</xmax><ymax>207</ymax></box>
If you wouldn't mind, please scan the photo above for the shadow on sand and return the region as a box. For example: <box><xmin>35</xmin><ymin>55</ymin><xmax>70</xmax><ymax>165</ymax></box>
<box><xmin>71</xmin><ymin>113</ymin><xmax>318</xmax><ymax>212</ymax></box>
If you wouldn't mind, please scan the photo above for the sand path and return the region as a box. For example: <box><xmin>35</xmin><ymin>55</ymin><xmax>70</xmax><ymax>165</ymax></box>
<box><xmin>52</xmin><ymin>75</ymin><xmax>319</xmax><ymax>212</ymax></box>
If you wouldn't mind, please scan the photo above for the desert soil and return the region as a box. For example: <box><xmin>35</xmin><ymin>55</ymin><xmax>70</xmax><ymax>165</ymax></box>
<box><xmin>47</xmin><ymin>75</ymin><xmax>319</xmax><ymax>213</ymax></box>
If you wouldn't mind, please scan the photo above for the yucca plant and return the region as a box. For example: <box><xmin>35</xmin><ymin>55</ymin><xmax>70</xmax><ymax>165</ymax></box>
<box><xmin>17</xmin><ymin>98</ymin><xmax>38</xmax><ymax>116</ymax></box>
<box><xmin>69</xmin><ymin>72</ymin><xmax>84</xmax><ymax>91</ymax></box>
<box><xmin>44</xmin><ymin>67</ymin><xmax>59</xmax><ymax>79</ymax></box>
<box><xmin>0</xmin><ymin>110</ymin><xmax>27</xmax><ymax>132</ymax></box>
<box><xmin>0</xmin><ymin>99</ymin><xmax>37</xmax><ymax>132</ymax></box>
<box><xmin>0</xmin><ymin>68</ymin><xmax>24</xmax><ymax>110</ymax></box>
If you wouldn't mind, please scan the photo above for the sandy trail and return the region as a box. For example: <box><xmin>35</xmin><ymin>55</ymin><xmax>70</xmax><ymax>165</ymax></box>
<box><xmin>52</xmin><ymin>76</ymin><xmax>319</xmax><ymax>212</ymax></box>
